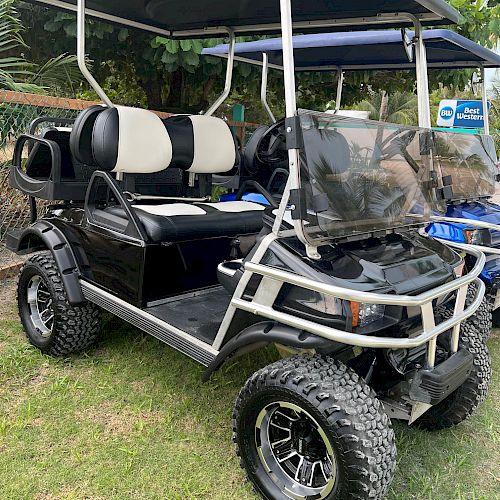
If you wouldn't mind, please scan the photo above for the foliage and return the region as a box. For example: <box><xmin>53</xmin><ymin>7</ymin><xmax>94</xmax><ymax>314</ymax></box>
<box><xmin>352</xmin><ymin>91</ymin><xmax>419</xmax><ymax>125</ymax></box>
<box><xmin>489</xmin><ymin>78</ymin><xmax>500</xmax><ymax>152</ymax></box>
<box><xmin>0</xmin><ymin>0</ymin><xmax>41</xmax><ymax>92</ymax></box>
<box><xmin>12</xmin><ymin>0</ymin><xmax>500</xmax><ymax>119</ymax></box>
<box><xmin>76</xmin><ymin>61</ymin><xmax>148</xmax><ymax>107</ymax></box>
<box><xmin>449</xmin><ymin>0</ymin><xmax>500</xmax><ymax>49</ymax></box>
<box><xmin>0</xmin><ymin>0</ymin><xmax>83</xmax><ymax>95</ymax></box>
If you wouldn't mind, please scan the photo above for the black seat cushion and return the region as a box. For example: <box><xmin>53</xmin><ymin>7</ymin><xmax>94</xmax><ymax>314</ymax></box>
<box><xmin>105</xmin><ymin>202</ymin><xmax>265</xmax><ymax>243</ymax></box>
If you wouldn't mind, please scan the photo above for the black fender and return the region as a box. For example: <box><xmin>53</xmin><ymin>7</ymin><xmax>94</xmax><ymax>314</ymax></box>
<box><xmin>202</xmin><ymin>322</ymin><xmax>338</xmax><ymax>382</ymax></box>
<box><xmin>6</xmin><ymin>220</ymin><xmax>85</xmax><ymax>304</ymax></box>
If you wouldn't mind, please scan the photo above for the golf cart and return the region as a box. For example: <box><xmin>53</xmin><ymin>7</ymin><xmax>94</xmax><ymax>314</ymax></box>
<box><xmin>205</xmin><ymin>28</ymin><xmax>500</xmax><ymax>341</ymax></box>
<box><xmin>5</xmin><ymin>0</ymin><xmax>492</xmax><ymax>498</ymax></box>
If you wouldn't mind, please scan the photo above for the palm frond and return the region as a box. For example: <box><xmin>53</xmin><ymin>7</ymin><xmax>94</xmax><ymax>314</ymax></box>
<box><xmin>28</xmin><ymin>54</ymin><xmax>84</xmax><ymax>91</ymax></box>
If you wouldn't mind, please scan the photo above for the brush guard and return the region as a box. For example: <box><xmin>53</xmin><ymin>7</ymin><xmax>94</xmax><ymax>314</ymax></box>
<box><xmin>230</xmin><ymin>244</ymin><xmax>485</xmax><ymax>371</ymax></box>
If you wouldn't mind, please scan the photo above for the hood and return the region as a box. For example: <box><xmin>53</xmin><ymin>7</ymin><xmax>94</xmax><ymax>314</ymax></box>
<box><xmin>270</xmin><ymin>231</ymin><xmax>459</xmax><ymax>296</ymax></box>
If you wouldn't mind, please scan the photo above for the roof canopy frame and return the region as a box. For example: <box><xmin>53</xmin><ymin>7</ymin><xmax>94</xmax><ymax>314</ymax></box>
<box><xmin>205</xmin><ymin>29</ymin><xmax>499</xmax><ymax>134</ymax></box>
<box><xmin>77</xmin><ymin>0</ymin><xmax>114</xmax><ymax>107</ymax></box>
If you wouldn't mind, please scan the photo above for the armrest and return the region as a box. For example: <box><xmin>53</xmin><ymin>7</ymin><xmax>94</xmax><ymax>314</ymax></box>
<box><xmin>13</xmin><ymin>133</ymin><xmax>62</xmax><ymax>183</ymax></box>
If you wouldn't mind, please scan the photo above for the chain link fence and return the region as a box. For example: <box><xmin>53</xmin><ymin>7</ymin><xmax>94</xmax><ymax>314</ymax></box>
<box><xmin>0</xmin><ymin>90</ymin><xmax>259</xmax><ymax>277</ymax></box>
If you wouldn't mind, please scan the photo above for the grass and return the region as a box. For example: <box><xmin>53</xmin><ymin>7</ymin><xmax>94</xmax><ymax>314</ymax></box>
<box><xmin>0</xmin><ymin>283</ymin><xmax>498</xmax><ymax>500</ymax></box>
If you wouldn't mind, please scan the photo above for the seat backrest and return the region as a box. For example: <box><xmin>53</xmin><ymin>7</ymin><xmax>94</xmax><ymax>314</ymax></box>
<box><xmin>69</xmin><ymin>105</ymin><xmax>105</xmax><ymax>165</ymax></box>
<box><xmin>26</xmin><ymin>128</ymin><xmax>73</xmax><ymax>180</ymax></box>
<box><xmin>164</xmin><ymin>114</ymin><xmax>238</xmax><ymax>174</ymax></box>
<box><xmin>86</xmin><ymin>105</ymin><xmax>237</xmax><ymax>175</ymax></box>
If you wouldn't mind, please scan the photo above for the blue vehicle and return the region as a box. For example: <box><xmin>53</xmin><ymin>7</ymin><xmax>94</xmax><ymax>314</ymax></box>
<box><xmin>205</xmin><ymin>28</ymin><xmax>500</xmax><ymax>340</ymax></box>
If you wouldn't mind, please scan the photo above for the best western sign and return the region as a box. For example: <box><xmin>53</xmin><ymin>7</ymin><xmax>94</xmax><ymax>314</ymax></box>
<box><xmin>437</xmin><ymin>100</ymin><xmax>490</xmax><ymax>129</ymax></box>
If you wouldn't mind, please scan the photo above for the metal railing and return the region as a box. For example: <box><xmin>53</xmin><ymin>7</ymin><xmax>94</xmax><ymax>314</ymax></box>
<box><xmin>231</xmin><ymin>243</ymin><xmax>485</xmax><ymax>368</ymax></box>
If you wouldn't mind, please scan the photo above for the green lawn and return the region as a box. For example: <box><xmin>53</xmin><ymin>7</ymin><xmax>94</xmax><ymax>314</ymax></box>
<box><xmin>0</xmin><ymin>282</ymin><xmax>498</xmax><ymax>500</ymax></box>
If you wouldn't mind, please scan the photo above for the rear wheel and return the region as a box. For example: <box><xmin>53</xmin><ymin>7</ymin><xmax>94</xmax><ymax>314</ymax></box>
<box><xmin>17</xmin><ymin>251</ymin><xmax>100</xmax><ymax>356</ymax></box>
<box><xmin>233</xmin><ymin>355</ymin><xmax>396</xmax><ymax>499</ymax></box>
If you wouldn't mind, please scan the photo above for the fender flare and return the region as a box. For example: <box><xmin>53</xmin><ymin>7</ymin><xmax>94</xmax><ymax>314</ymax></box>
<box><xmin>202</xmin><ymin>322</ymin><xmax>338</xmax><ymax>382</ymax></box>
<box><xmin>10</xmin><ymin>220</ymin><xmax>85</xmax><ymax>304</ymax></box>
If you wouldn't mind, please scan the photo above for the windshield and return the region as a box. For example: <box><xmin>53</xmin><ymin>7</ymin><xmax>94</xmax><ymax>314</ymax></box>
<box><xmin>432</xmin><ymin>130</ymin><xmax>497</xmax><ymax>201</ymax></box>
<box><xmin>298</xmin><ymin>110</ymin><xmax>446</xmax><ymax>244</ymax></box>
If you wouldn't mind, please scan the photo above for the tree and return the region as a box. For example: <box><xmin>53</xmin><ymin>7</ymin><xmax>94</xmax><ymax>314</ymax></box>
<box><xmin>352</xmin><ymin>91</ymin><xmax>419</xmax><ymax>125</ymax></box>
<box><xmin>449</xmin><ymin>0</ymin><xmax>500</xmax><ymax>49</ymax></box>
<box><xmin>489</xmin><ymin>78</ymin><xmax>500</xmax><ymax>151</ymax></box>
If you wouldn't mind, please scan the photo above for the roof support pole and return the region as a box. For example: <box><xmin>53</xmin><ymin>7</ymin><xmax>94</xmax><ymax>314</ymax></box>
<box><xmin>280</xmin><ymin>0</ymin><xmax>298</xmax><ymax>119</ymax></box>
<box><xmin>206</xmin><ymin>30</ymin><xmax>235</xmax><ymax>115</ymax></box>
<box><xmin>278</xmin><ymin>0</ymin><xmax>319</xmax><ymax>259</ymax></box>
<box><xmin>335</xmin><ymin>69</ymin><xmax>344</xmax><ymax>111</ymax></box>
<box><xmin>261</xmin><ymin>53</ymin><xmax>276</xmax><ymax>122</ymax></box>
<box><xmin>411</xmin><ymin>15</ymin><xmax>431</xmax><ymax>128</ymax></box>
<box><xmin>480</xmin><ymin>65</ymin><xmax>490</xmax><ymax>135</ymax></box>
<box><xmin>77</xmin><ymin>0</ymin><xmax>113</xmax><ymax>107</ymax></box>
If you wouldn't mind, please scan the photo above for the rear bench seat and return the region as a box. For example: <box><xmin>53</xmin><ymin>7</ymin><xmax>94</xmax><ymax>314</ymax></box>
<box><xmin>70</xmin><ymin>106</ymin><xmax>265</xmax><ymax>242</ymax></box>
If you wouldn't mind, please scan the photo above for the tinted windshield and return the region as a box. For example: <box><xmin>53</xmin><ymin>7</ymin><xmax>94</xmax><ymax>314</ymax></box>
<box><xmin>298</xmin><ymin>110</ymin><xmax>445</xmax><ymax>243</ymax></box>
<box><xmin>433</xmin><ymin>131</ymin><xmax>497</xmax><ymax>201</ymax></box>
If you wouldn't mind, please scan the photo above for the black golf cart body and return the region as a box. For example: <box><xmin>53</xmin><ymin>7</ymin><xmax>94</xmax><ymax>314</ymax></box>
<box><xmin>5</xmin><ymin>1</ymin><xmax>493</xmax><ymax>498</ymax></box>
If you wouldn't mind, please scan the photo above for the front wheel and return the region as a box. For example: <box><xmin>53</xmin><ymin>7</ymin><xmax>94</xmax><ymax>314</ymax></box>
<box><xmin>466</xmin><ymin>282</ymin><xmax>492</xmax><ymax>341</ymax></box>
<box><xmin>233</xmin><ymin>355</ymin><xmax>396</xmax><ymax>500</ymax></box>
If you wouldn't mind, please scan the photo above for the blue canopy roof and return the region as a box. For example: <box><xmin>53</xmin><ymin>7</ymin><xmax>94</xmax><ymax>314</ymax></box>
<box><xmin>203</xmin><ymin>29</ymin><xmax>500</xmax><ymax>70</ymax></box>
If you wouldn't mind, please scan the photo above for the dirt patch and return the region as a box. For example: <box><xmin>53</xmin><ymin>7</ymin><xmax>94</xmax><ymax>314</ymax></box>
<box><xmin>80</xmin><ymin>401</ymin><xmax>162</xmax><ymax>435</ymax></box>
<box><xmin>0</xmin><ymin>277</ymin><xmax>17</xmax><ymax>321</ymax></box>
<box><xmin>179</xmin><ymin>414</ymin><xmax>200</xmax><ymax>434</ymax></box>
<box><xmin>36</xmin><ymin>489</ymin><xmax>105</xmax><ymax>500</ymax></box>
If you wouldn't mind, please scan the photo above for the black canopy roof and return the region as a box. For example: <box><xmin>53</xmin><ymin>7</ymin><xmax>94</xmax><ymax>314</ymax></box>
<box><xmin>30</xmin><ymin>0</ymin><xmax>460</xmax><ymax>37</ymax></box>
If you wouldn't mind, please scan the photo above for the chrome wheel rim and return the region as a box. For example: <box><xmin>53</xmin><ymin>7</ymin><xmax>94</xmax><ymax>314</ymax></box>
<box><xmin>27</xmin><ymin>275</ymin><xmax>54</xmax><ymax>337</ymax></box>
<box><xmin>255</xmin><ymin>401</ymin><xmax>337</xmax><ymax>499</ymax></box>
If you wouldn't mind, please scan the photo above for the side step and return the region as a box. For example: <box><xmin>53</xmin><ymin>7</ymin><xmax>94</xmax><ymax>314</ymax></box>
<box><xmin>80</xmin><ymin>280</ymin><xmax>218</xmax><ymax>366</ymax></box>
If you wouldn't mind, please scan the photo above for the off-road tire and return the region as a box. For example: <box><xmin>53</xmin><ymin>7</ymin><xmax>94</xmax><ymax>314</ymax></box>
<box><xmin>17</xmin><ymin>251</ymin><xmax>100</xmax><ymax>356</ymax></box>
<box><xmin>233</xmin><ymin>354</ymin><xmax>396</xmax><ymax>500</ymax></box>
<box><xmin>465</xmin><ymin>282</ymin><xmax>491</xmax><ymax>341</ymax></box>
<box><xmin>417</xmin><ymin>307</ymin><xmax>491</xmax><ymax>430</ymax></box>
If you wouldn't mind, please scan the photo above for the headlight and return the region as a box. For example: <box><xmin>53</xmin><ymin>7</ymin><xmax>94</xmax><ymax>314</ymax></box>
<box><xmin>350</xmin><ymin>302</ymin><xmax>385</xmax><ymax>328</ymax></box>
<box><xmin>283</xmin><ymin>287</ymin><xmax>343</xmax><ymax>316</ymax></box>
<box><xmin>462</xmin><ymin>228</ymin><xmax>491</xmax><ymax>246</ymax></box>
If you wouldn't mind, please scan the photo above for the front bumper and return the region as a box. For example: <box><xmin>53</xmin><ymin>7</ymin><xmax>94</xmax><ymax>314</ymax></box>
<box><xmin>409</xmin><ymin>348</ymin><xmax>473</xmax><ymax>405</ymax></box>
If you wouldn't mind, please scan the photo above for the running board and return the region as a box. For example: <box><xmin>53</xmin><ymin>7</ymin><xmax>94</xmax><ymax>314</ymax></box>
<box><xmin>80</xmin><ymin>280</ymin><xmax>218</xmax><ymax>366</ymax></box>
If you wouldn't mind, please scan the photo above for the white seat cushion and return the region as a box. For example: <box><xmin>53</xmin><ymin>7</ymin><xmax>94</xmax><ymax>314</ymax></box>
<box><xmin>132</xmin><ymin>203</ymin><xmax>206</xmax><ymax>216</ymax></box>
<box><xmin>199</xmin><ymin>201</ymin><xmax>265</xmax><ymax>212</ymax></box>
<box><xmin>132</xmin><ymin>201</ymin><xmax>264</xmax><ymax>217</ymax></box>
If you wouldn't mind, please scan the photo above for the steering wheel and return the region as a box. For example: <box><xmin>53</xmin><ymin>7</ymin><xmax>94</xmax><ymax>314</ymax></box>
<box><xmin>255</xmin><ymin>118</ymin><xmax>288</xmax><ymax>169</ymax></box>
